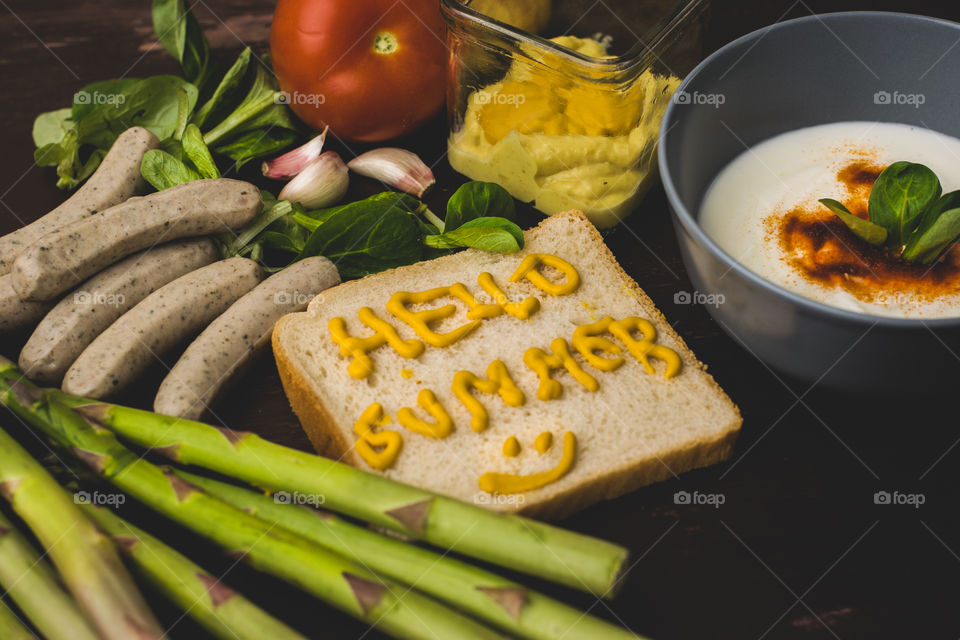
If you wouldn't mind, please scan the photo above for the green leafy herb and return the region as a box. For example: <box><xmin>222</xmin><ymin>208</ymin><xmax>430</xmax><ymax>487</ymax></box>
<box><xmin>822</xmin><ymin>161</ymin><xmax>960</xmax><ymax>265</ymax></box>
<box><xmin>151</xmin><ymin>0</ymin><xmax>213</xmax><ymax>92</ymax></box>
<box><xmin>74</xmin><ymin>75</ymin><xmax>199</xmax><ymax>149</ymax></box>
<box><xmin>445</xmin><ymin>181</ymin><xmax>516</xmax><ymax>231</ymax></box>
<box><xmin>32</xmin><ymin>108</ymin><xmax>73</xmax><ymax>147</ymax></box>
<box><xmin>139</xmin><ymin>148</ymin><xmax>200</xmax><ymax>191</ymax></box>
<box><xmin>181</xmin><ymin>124</ymin><xmax>219</xmax><ymax>179</ymax></box>
<box><xmin>294</xmin><ymin>201</ymin><xmax>423</xmax><ymax>279</ymax></box>
<box><xmin>425</xmin><ymin>217</ymin><xmax>524</xmax><ymax>252</ymax></box>
<box><xmin>31</xmin><ymin>4</ymin><xmax>301</xmax><ymax>191</ymax></box>
<box><xmin>867</xmin><ymin>161</ymin><xmax>941</xmax><ymax>246</ymax></box>
<box><xmin>191</xmin><ymin>47</ymin><xmax>251</xmax><ymax>129</ymax></box>
<box><xmin>818</xmin><ymin>198</ymin><xmax>887</xmax><ymax>246</ymax></box>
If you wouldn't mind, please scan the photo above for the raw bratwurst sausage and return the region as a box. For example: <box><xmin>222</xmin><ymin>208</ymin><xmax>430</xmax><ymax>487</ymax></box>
<box><xmin>61</xmin><ymin>257</ymin><xmax>264</xmax><ymax>399</ymax></box>
<box><xmin>0</xmin><ymin>274</ymin><xmax>54</xmax><ymax>333</ymax></box>
<box><xmin>12</xmin><ymin>178</ymin><xmax>261</xmax><ymax>301</ymax></box>
<box><xmin>0</xmin><ymin>127</ymin><xmax>159</xmax><ymax>275</ymax></box>
<box><xmin>153</xmin><ymin>256</ymin><xmax>341</xmax><ymax>419</ymax></box>
<box><xmin>19</xmin><ymin>239</ymin><xmax>220</xmax><ymax>384</ymax></box>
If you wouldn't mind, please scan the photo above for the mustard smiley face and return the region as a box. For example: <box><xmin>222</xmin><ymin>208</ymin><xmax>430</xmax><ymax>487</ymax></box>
<box><xmin>479</xmin><ymin>430</ymin><xmax>577</xmax><ymax>495</ymax></box>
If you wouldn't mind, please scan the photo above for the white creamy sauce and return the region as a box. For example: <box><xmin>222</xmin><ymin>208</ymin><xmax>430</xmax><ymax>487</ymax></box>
<box><xmin>699</xmin><ymin>121</ymin><xmax>960</xmax><ymax>318</ymax></box>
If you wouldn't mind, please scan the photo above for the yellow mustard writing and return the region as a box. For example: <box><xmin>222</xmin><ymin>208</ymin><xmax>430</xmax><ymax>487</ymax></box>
<box><xmin>510</xmin><ymin>253</ymin><xmax>580</xmax><ymax>296</ymax></box>
<box><xmin>534</xmin><ymin>431</ymin><xmax>553</xmax><ymax>454</ymax></box>
<box><xmin>502</xmin><ymin>436</ymin><xmax>521</xmax><ymax>457</ymax></box>
<box><xmin>387</xmin><ymin>287</ymin><xmax>481</xmax><ymax>348</ymax></box>
<box><xmin>479</xmin><ymin>432</ymin><xmax>577</xmax><ymax>494</ymax></box>
<box><xmin>353</xmin><ymin>403</ymin><xmax>402</xmax><ymax>471</ymax></box>
<box><xmin>397</xmin><ymin>389</ymin><xmax>453</xmax><ymax>439</ymax></box>
<box><xmin>330</xmin><ymin>307</ymin><xmax>424</xmax><ymax>379</ymax></box>
<box><xmin>523</xmin><ymin>337</ymin><xmax>598</xmax><ymax>401</ymax></box>
<box><xmin>477</xmin><ymin>272</ymin><xmax>540</xmax><ymax>319</ymax></box>
<box><xmin>452</xmin><ymin>360</ymin><xmax>526</xmax><ymax>432</ymax></box>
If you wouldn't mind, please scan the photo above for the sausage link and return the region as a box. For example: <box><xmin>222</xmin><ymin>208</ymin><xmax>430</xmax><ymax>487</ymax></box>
<box><xmin>0</xmin><ymin>274</ymin><xmax>54</xmax><ymax>333</ymax></box>
<box><xmin>61</xmin><ymin>257</ymin><xmax>263</xmax><ymax>399</ymax></box>
<box><xmin>154</xmin><ymin>257</ymin><xmax>340</xmax><ymax>419</ymax></box>
<box><xmin>12</xmin><ymin>178</ymin><xmax>261</xmax><ymax>301</ymax></box>
<box><xmin>19</xmin><ymin>238</ymin><xmax>219</xmax><ymax>384</ymax></box>
<box><xmin>0</xmin><ymin>127</ymin><xmax>159</xmax><ymax>275</ymax></box>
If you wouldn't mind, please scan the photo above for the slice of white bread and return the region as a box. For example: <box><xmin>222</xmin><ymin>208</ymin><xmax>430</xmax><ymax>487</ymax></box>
<box><xmin>273</xmin><ymin>210</ymin><xmax>741</xmax><ymax>519</ymax></box>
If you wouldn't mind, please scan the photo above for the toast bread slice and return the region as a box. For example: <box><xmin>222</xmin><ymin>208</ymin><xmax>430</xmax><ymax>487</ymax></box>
<box><xmin>273</xmin><ymin>210</ymin><xmax>741</xmax><ymax>519</ymax></box>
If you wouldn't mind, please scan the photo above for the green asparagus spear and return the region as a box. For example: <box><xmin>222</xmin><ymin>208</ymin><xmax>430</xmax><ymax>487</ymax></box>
<box><xmin>0</xmin><ymin>378</ymin><xmax>503</xmax><ymax>640</ymax></box>
<box><xmin>0</xmin><ymin>597</ymin><xmax>35</xmax><ymax>640</ymax></box>
<box><xmin>0</xmin><ymin>423</ymin><xmax>163</xmax><ymax>640</ymax></box>
<box><xmin>0</xmin><ymin>511</ymin><xmax>99</xmax><ymax>640</ymax></box>
<box><xmin>21</xmin><ymin>373</ymin><xmax>628</xmax><ymax>596</ymax></box>
<box><xmin>79</xmin><ymin>503</ymin><xmax>307</xmax><ymax>640</ymax></box>
<box><xmin>181</xmin><ymin>470</ymin><xmax>643</xmax><ymax>640</ymax></box>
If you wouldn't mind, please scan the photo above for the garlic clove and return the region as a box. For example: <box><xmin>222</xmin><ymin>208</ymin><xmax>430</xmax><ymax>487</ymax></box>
<box><xmin>347</xmin><ymin>148</ymin><xmax>436</xmax><ymax>197</ymax></box>
<box><xmin>278</xmin><ymin>151</ymin><xmax>349</xmax><ymax>209</ymax></box>
<box><xmin>262</xmin><ymin>126</ymin><xmax>329</xmax><ymax>179</ymax></box>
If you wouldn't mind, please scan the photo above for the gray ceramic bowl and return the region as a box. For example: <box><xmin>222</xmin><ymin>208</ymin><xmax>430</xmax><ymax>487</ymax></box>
<box><xmin>658</xmin><ymin>12</ymin><xmax>960</xmax><ymax>393</ymax></box>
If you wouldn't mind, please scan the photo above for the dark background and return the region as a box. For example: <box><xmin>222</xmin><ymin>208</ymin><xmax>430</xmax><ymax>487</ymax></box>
<box><xmin>1</xmin><ymin>1</ymin><xmax>959</xmax><ymax>638</ymax></box>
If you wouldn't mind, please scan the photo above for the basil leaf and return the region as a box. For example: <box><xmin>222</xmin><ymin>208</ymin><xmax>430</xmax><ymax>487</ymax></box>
<box><xmin>818</xmin><ymin>198</ymin><xmax>887</xmax><ymax>246</ymax></box>
<box><xmin>140</xmin><ymin>148</ymin><xmax>200</xmax><ymax>191</ymax></box>
<box><xmin>152</xmin><ymin>0</ymin><xmax>211</xmax><ymax>90</ymax></box>
<box><xmin>211</xmin><ymin>127</ymin><xmax>299</xmax><ymax>168</ymax></box>
<box><xmin>445</xmin><ymin>181</ymin><xmax>516</xmax><ymax>231</ymax></box>
<box><xmin>75</xmin><ymin>75</ymin><xmax>199</xmax><ymax>149</ymax></box>
<box><xmin>32</xmin><ymin>108</ymin><xmax>73</xmax><ymax>147</ymax></box>
<box><xmin>296</xmin><ymin>204</ymin><xmax>421</xmax><ymax>279</ymax></box>
<box><xmin>425</xmin><ymin>217</ymin><xmax>524</xmax><ymax>253</ymax></box>
<box><xmin>182</xmin><ymin>124</ymin><xmax>219</xmax><ymax>178</ymax></box>
<box><xmin>192</xmin><ymin>47</ymin><xmax>251</xmax><ymax>129</ymax></box>
<box><xmin>204</xmin><ymin>65</ymin><xmax>281</xmax><ymax>145</ymax></box>
<box><xmin>71</xmin><ymin>79</ymin><xmax>140</xmax><ymax>121</ymax></box>
<box><xmin>33</xmin><ymin>129</ymin><xmax>94</xmax><ymax>190</ymax></box>
<box><xmin>868</xmin><ymin>161</ymin><xmax>941</xmax><ymax>245</ymax></box>
<box><xmin>903</xmin><ymin>201</ymin><xmax>960</xmax><ymax>264</ymax></box>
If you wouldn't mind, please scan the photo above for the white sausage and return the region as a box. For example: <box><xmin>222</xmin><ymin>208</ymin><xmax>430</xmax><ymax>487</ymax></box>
<box><xmin>61</xmin><ymin>258</ymin><xmax>263</xmax><ymax>399</ymax></box>
<box><xmin>0</xmin><ymin>274</ymin><xmax>54</xmax><ymax>333</ymax></box>
<box><xmin>0</xmin><ymin>127</ymin><xmax>159</xmax><ymax>275</ymax></box>
<box><xmin>19</xmin><ymin>239</ymin><xmax>220</xmax><ymax>384</ymax></box>
<box><xmin>12</xmin><ymin>178</ymin><xmax>261</xmax><ymax>301</ymax></box>
<box><xmin>153</xmin><ymin>257</ymin><xmax>341</xmax><ymax>419</ymax></box>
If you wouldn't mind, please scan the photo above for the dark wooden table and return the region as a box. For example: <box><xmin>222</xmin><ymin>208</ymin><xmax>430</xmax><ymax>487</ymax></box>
<box><xmin>2</xmin><ymin>1</ymin><xmax>959</xmax><ymax>638</ymax></box>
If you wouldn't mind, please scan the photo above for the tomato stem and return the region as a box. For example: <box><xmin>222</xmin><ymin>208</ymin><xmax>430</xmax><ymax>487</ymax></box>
<box><xmin>372</xmin><ymin>31</ymin><xmax>399</xmax><ymax>55</ymax></box>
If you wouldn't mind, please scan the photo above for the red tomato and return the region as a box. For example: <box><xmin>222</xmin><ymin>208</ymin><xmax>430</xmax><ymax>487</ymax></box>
<box><xmin>271</xmin><ymin>0</ymin><xmax>447</xmax><ymax>142</ymax></box>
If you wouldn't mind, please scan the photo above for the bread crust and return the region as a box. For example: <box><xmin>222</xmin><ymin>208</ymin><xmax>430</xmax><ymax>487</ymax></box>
<box><xmin>273</xmin><ymin>210</ymin><xmax>742</xmax><ymax>520</ymax></box>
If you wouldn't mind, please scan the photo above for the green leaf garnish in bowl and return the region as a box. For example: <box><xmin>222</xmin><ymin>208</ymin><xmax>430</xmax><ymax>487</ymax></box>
<box><xmin>820</xmin><ymin>161</ymin><xmax>960</xmax><ymax>264</ymax></box>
